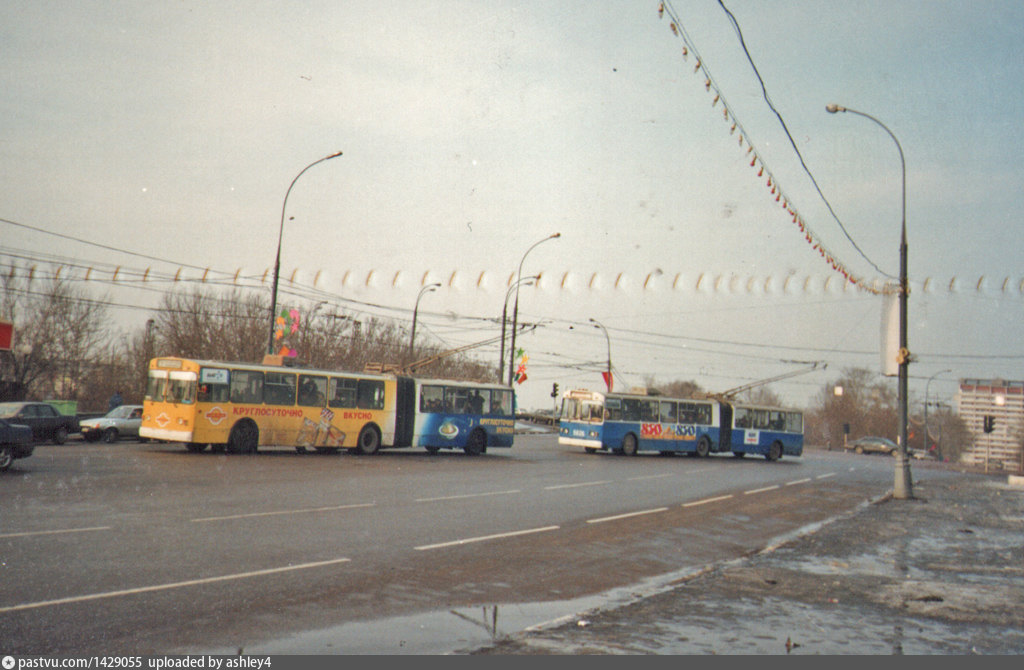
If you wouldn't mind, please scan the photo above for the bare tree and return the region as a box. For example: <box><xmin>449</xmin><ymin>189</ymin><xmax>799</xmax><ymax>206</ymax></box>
<box><xmin>0</xmin><ymin>268</ymin><xmax>109</xmax><ymax>402</ymax></box>
<box><xmin>806</xmin><ymin>367</ymin><xmax>898</xmax><ymax>448</ymax></box>
<box><xmin>156</xmin><ymin>287</ymin><xmax>266</xmax><ymax>362</ymax></box>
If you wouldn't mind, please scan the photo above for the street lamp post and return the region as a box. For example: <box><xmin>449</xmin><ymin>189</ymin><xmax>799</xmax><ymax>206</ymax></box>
<box><xmin>826</xmin><ymin>103</ymin><xmax>912</xmax><ymax>499</ymax></box>
<box><xmin>589</xmin><ymin>318</ymin><xmax>612</xmax><ymax>391</ymax></box>
<box><xmin>499</xmin><ymin>275</ymin><xmax>539</xmax><ymax>383</ymax></box>
<box><xmin>408</xmin><ymin>282</ymin><xmax>441</xmax><ymax>361</ymax></box>
<box><xmin>508</xmin><ymin>233</ymin><xmax>560</xmax><ymax>386</ymax></box>
<box><xmin>267</xmin><ymin>151</ymin><xmax>343</xmax><ymax>356</ymax></box>
<box><xmin>924</xmin><ymin>369</ymin><xmax>952</xmax><ymax>457</ymax></box>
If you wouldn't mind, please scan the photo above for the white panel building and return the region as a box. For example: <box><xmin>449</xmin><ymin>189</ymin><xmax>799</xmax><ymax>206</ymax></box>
<box><xmin>956</xmin><ymin>378</ymin><xmax>1024</xmax><ymax>471</ymax></box>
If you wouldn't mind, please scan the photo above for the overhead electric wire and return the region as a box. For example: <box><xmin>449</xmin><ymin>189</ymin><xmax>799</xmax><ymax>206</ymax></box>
<box><xmin>711</xmin><ymin>0</ymin><xmax>893</xmax><ymax>279</ymax></box>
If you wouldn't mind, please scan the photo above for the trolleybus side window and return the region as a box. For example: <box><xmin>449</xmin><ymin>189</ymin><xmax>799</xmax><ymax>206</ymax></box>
<box><xmin>659</xmin><ymin>401</ymin><xmax>677</xmax><ymax>423</ymax></box>
<box><xmin>230</xmin><ymin>370</ymin><xmax>263</xmax><ymax>404</ymax></box>
<box><xmin>606</xmin><ymin>397</ymin><xmax>622</xmax><ymax>421</ymax></box>
<box><xmin>490</xmin><ymin>389</ymin><xmax>513</xmax><ymax>416</ymax></box>
<box><xmin>298</xmin><ymin>374</ymin><xmax>327</xmax><ymax>407</ymax></box>
<box><xmin>620</xmin><ymin>398</ymin><xmax>640</xmax><ymax>421</ymax></box>
<box><xmin>356</xmin><ymin>379</ymin><xmax>385</xmax><ymax>410</ymax></box>
<box><xmin>445</xmin><ymin>387</ymin><xmax>471</xmax><ymax>414</ymax></box>
<box><xmin>328</xmin><ymin>377</ymin><xmax>357</xmax><ymax>408</ymax></box>
<box><xmin>198</xmin><ymin>368</ymin><xmax>231</xmax><ymax>403</ymax></box>
<box><xmin>420</xmin><ymin>385</ymin><xmax>444</xmax><ymax>412</ymax></box>
<box><xmin>264</xmin><ymin>371</ymin><xmax>296</xmax><ymax>406</ymax></box>
<box><xmin>640</xmin><ymin>399</ymin><xmax>659</xmax><ymax>422</ymax></box>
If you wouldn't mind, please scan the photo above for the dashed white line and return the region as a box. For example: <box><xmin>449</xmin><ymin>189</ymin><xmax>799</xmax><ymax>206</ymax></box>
<box><xmin>744</xmin><ymin>485</ymin><xmax>781</xmax><ymax>495</ymax></box>
<box><xmin>626</xmin><ymin>473</ymin><xmax>675</xmax><ymax>482</ymax></box>
<box><xmin>0</xmin><ymin>528</ymin><xmax>112</xmax><ymax>545</ymax></box>
<box><xmin>0</xmin><ymin>526</ymin><xmax>112</xmax><ymax>539</ymax></box>
<box><xmin>192</xmin><ymin>502</ymin><xmax>375</xmax><ymax>523</ymax></box>
<box><xmin>785</xmin><ymin>478</ymin><xmax>813</xmax><ymax>486</ymax></box>
<box><xmin>816</xmin><ymin>472</ymin><xmax>837</xmax><ymax>480</ymax></box>
<box><xmin>544</xmin><ymin>480</ymin><xmax>611</xmax><ymax>491</ymax></box>
<box><xmin>0</xmin><ymin>558</ymin><xmax>351</xmax><ymax>614</ymax></box>
<box><xmin>587</xmin><ymin>507</ymin><xmax>669</xmax><ymax>524</ymax></box>
<box><xmin>682</xmin><ymin>494</ymin><xmax>734</xmax><ymax>508</ymax></box>
<box><xmin>414</xmin><ymin>525</ymin><xmax>560</xmax><ymax>551</ymax></box>
<box><xmin>416</xmin><ymin>489</ymin><xmax>521</xmax><ymax>503</ymax></box>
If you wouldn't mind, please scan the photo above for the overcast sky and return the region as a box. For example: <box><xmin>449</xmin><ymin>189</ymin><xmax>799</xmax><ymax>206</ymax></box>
<box><xmin>2</xmin><ymin>1</ymin><xmax>1022</xmax><ymax>411</ymax></box>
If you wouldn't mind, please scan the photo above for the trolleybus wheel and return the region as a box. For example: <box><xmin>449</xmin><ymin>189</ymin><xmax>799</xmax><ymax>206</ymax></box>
<box><xmin>356</xmin><ymin>425</ymin><xmax>380</xmax><ymax>455</ymax></box>
<box><xmin>621</xmin><ymin>433</ymin><xmax>638</xmax><ymax>456</ymax></box>
<box><xmin>766</xmin><ymin>441</ymin><xmax>783</xmax><ymax>462</ymax></box>
<box><xmin>227</xmin><ymin>421</ymin><xmax>258</xmax><ymax>455</ymax></box>
<box><xmin>464</xmin><ymin>429</ymin><xmax>486</xmax><ymax>456</ymax></box>
<box><xmin>696</xmin><ymin>435</ymin><xmax>712</xmax><ymax>458</ymax></box>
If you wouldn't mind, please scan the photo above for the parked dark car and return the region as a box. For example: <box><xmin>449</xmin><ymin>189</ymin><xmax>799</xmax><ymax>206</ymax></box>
<box><xmin>0</xmin><ymin>418</ymin><xmax>34</xmax><ymax>471</ymax></box>
<box><xmin>0</xmin><ymin>402</ymin><xmax>80</xmax><ymax>444</ymax></box>
<box><xmin>80</xmin><ymin>405</ymin><xmax>143</xmax><ymax>443</ymax></box>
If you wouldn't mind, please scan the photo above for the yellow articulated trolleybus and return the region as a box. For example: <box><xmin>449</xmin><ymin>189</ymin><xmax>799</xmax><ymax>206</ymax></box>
<box><xmin>140</xmin><ymin>357</ymin><xmax>515</xmax><ymax>456</ymax></box>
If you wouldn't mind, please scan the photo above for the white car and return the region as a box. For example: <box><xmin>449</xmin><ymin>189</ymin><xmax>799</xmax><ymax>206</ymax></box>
<box><xmin>80</xmin><ymin>405</ymin><xmax>144</xmax><ymax>443</ymax></box>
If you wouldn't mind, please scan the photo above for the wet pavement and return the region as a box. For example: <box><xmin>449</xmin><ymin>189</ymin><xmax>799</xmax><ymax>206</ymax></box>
<box><xmin>469</xmin><ymin>469</ymin><xmax>1024</xmax><ymax>654</ymax></box>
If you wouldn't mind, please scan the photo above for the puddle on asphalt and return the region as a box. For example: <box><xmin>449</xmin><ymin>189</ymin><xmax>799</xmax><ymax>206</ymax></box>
<box><xmin>196</xmin><ymin>564</ymin><xmax>714</xmax><ymax>655</ymax></box>
<box><xmin>196</xmin><ymin>598</ymin><xmax>608</xmax><ymax>655</ymax></box>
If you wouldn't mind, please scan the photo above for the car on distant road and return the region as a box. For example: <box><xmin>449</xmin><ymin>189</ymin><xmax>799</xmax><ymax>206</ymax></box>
<box><xmin>909</xmin><ymin>448</ymin><xmax>938</xmax><ymax>461</ymax></box>
<box><xmin>0</xmin><ymin>417</ymin><xmax>35</xmax><ymax>471</ymax></box>
<box><xmin>845</xmin><ymin>436</ymin><xmax>899</xmax><ymax>456</ymax></box>
<box><xmin>0</xmin><ymin>402</ymin><xmax>80</xmax><ymax>444</ymax></box>
<box><xmin>79</xmin><ymin>405</ymin><xmax>144</xmax><ymax>443</ymax></box>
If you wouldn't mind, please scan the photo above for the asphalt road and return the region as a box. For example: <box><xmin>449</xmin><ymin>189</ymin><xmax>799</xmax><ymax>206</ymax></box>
<box><xmin>1</xmin><ymin>435</ymin><xmax>911</xmax><ymax>654</ymax></box>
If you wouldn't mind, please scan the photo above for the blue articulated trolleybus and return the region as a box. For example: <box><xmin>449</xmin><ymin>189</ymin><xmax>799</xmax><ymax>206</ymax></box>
<box><xmin>558</xmin><ymin>389</ymin><xmax>803</xmax><ymax>461</ymax></box>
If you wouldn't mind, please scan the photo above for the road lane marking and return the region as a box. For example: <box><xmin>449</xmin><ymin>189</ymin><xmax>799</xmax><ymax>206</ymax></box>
<box><xmin>544</xmin><ymin>480</ymin><xmax>611</xmax><ymax>491</ymax></box>
<box><xmin>744</xmin><ymin>485</ymin><xmax>780</xmax><ymax>495</ymax></box>
<box><xmin>785</xmin><ymin>478</ymin><xmax>813</xmax><ymax>486</ymax></box>
<box><xmin>414</xmin><ymin>525</ymin><xmax>560</xmax><ymax>551</ymax></box>
<box><xmin>627</xmin><ymin>473</ymin><xmax>674</xmax><ymax>482</ymax></box>
<box><xmin>816</xmin><ymin>472</ymin><xmax>837</xmax><ymax>480</ymax></box>
<box><xmin>416</xmin><ymin>489</ymin><xmax>521</xmax><ymax>503</ymax></box>
<box><xmin>0</xmin><ymin>526</ymin><xmax>112</xmax><ymax>539</ymax></box>
<box><xmin>192</xmin><ymin>502</ymin><xmax>375</xmax><ymax>523</ymax></box>
<box><xmin>682</xmin><ymin>494</ymin><xmax>734</xmax><ymax>508</ymax></box>
<box><xmin>587</xmin><ymin>507</ymin><xmax>669</xmax><ymax>524</ymax></box>
<box><xmin>0</xmin><ymin>558</ymin><xmax>351</xmax><ymax>614</ymax></box>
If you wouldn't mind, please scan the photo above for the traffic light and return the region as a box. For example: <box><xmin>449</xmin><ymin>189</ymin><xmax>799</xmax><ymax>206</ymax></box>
<box><xmin>551</xmin><ymin>382</ymin><xmax>560</xmax><ymax>398</ymax></box>
<box><xmin>983</xmin><ymin>415</ymin><xmax>995</xmax><ymax>433</ymax></box>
